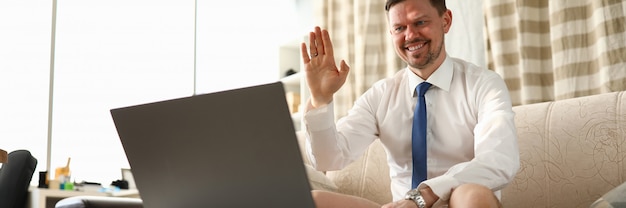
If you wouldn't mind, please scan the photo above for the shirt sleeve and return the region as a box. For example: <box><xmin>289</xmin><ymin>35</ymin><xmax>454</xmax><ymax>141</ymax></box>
<box><xmin>303</xmin><ymin>90</ymin><xmax>380</xmax><ymax>171</ymax></box>
<box><xmin>420</xmin><ymin>72</ymin><xmax>520</xmax><ymax>203</ymax></box>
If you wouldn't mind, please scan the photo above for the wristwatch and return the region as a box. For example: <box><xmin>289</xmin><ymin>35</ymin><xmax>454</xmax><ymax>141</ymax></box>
<box><xmin>405</xmin><ymin>188</ymin><xmax>426</xmax><ymax>208</ymax></box>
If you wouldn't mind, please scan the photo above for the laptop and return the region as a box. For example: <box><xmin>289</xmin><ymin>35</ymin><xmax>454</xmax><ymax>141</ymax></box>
<box><xmin>110</xmin><ymin>82</ymin><xmax>315</xmax><ymax>208</ymax></box>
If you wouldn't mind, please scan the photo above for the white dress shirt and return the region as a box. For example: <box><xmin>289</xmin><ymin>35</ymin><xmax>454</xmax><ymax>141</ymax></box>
<box><xmin>303</xmin><ymin>56</ymin><xmax>520</xmax><ymax>204</ymax></box>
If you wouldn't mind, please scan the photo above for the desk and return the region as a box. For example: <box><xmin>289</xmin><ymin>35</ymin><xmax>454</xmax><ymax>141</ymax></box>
<box><xmin>28</xmin><ymin>187</ymin><xmax>140</xmax><ymax>208</ymax></box>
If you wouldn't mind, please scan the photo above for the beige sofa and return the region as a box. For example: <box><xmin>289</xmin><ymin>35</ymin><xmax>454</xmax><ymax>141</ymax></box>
<box><xmin>299</xmin><ymin>91</ymin><xmax>626</xmax><ymax>208</ymax></box>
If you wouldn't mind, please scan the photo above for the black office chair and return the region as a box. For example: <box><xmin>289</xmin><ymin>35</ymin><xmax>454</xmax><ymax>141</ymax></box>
<box><xmin>0</xmin><ymin>150</ymin><xmax>38</xmax><ymax>208</ymax></box>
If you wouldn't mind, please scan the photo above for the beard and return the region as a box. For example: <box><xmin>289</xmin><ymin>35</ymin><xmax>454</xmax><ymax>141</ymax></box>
<box><xmin>407</xmin><ymin>38</ymin><xmax>444</xmax><ymax>70</ymax></box>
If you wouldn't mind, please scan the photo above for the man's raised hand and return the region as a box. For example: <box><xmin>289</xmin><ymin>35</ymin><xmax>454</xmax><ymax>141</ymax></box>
<box><xmin>300</xmin><ymin>26</ymin><xmax>350</xmax><ymax>108</ymax></box>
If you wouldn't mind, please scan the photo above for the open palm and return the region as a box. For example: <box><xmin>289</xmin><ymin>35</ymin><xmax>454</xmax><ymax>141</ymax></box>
<box><xmin>300</xmin><ymin>26</ymin><xmax>350</xmax><ymax>108</ymax></box>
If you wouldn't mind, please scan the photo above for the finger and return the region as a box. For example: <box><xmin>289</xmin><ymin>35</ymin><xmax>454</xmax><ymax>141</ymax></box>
<box><xmin>322</xmin><ymin>29</ymin><xmax>334</xmax><ymax>58</ymax></box>
<box><xmin>301</xmin><ymin>42</ymin><xmax>311</xmax><ymax>63</ymax></box>
<box><xmin>308</xmin><ymin>31</ymin><xmax>318</xmax><ymax>57</ymax></box>
<box><xmin>315</xmin><ymin>27</ymin><xmax>328</xmax><ymax>55</ymax></box>
<box><xmin>339</xmin><ymin>60</ymin><xmax>351</xmax><ymax>80</ymax></box>
<box><xmin>314</xmin><ymin>26</ymin><xmax>324</xmax><ymax>56</ymax></box>
<box><xmin>339</xmin><ymin>60</ymin><xmax>351</xmax><ymax>74</ymax></box>
<box><xmin>338</xmin><ymin>60</ymin><xmax>350</xmax><ymax>84</ymax></box>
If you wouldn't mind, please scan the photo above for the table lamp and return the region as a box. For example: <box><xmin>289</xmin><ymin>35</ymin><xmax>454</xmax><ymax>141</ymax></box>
<box><xmin>0</xmin><ymin>149</ymin><xmax>7</xmax><ymax>163</ymax></box>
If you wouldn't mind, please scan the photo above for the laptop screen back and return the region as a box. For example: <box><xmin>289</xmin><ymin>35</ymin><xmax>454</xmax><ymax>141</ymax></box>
<box><xmin>110</xmin><ymin>82</ymin><xmax>314</xmax><ymax>208</ymax></box>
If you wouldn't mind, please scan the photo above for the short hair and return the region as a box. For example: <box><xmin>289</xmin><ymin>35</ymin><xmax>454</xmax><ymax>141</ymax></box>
<box><xmin>384</xmin><ymin>0</ymin><xmax>447</xmax><ymax>16</ymax></box>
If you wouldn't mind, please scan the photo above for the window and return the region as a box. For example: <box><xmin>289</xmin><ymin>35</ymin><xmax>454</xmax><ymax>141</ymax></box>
<box><xmin>1</xmin><ymin>0</ymin><xmax>307</xmax><ymax>186</ymax></box>
<box><xmin>195</xmin><ymin>0</ymin><xmax>301</xmax><ymax>93</ymax></box>
<box><xmin>0</xmin><ymin>0</ymin><xmax>52</xmax><ymax>179</ymax></box>
<box><xmin>49</xmin><ymin>0</ymin><xmax>195</xmax><ymax>183</ymax></box>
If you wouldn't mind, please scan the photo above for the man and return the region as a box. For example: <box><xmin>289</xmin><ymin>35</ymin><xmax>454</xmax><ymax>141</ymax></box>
<box><xmin>299</xmin><ymin>0</ymin><xmax>519</xmax><ymax>207</ymax></box>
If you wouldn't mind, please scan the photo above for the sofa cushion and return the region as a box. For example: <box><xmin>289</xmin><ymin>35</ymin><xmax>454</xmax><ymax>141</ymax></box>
<box><xmin>325</xmin><ymin>140</ymin><xmax>392</xmax><ymax>205</ymax></box>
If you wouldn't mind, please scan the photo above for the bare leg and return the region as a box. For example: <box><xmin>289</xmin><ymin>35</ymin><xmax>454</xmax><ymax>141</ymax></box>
<box><xmin>312</xmin><ymin>190</ymin><xmax>381</xmax><ymax>208</ymax></box>
<box><xmin>449</xmin><ymin>183</ymin><xmax>501</xmax><ymax>208</ymax></box>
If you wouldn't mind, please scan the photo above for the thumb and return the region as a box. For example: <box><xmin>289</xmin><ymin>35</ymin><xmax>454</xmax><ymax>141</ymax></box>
<box><xmin>339</xmin><ymin>60</ymin><xmax>350</xmax><ymax>76</ymax></box>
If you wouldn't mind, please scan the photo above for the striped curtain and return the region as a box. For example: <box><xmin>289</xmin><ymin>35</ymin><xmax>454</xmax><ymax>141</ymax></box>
<box><xmin>315</xmin><ymin>0</ymin><xmax>402</xmax><ymax>118</ymax></box>
<box><xmin>484</xmin><ymin>0</ymin><xmax>626</xmax><ymax>106</ymax></box>
<box><xmin>314</xmin><ymin>0</ymin><xmax>625</xmax><ymax>112</ymax></box>
<box><xmin>313</xmin><ymin>1</ymin><xmax>492</xmax><ymax>117</ymax></box>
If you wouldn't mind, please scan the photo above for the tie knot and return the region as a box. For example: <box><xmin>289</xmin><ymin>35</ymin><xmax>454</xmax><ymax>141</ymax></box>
<box><xmin>416</xmin><ymin>82</ymin><xmax>431</xmax><ymax>97</ymax></box>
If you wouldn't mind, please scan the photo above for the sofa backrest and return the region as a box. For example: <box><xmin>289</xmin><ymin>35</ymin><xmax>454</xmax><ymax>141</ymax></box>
<box><xmin>502</xmin><ymin>91</ymin><xmax>626</xmax><ymax>208</ymax></box>
<box><xmin>298</xmin><ymin>91</ymin><xmax>626</xmax><ymax>207</ymax></box>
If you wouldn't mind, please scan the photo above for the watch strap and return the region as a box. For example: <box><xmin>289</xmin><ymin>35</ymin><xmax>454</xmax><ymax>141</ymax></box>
<box><xmin>411</xmin><ymin>195</ymin><xmax>426</xmax><ymax>208</ymax></box>
<box><xmin>405</xmin><ymin>189</ymin><xmax>426</xmax><ymax>208</ymax></box>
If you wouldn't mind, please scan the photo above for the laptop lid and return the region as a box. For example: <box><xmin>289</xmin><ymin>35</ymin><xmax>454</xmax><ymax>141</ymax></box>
<box><xmin>110</xmin><ymin>82</ymin><xmax>314</xmax><ymax>208</ymax></box>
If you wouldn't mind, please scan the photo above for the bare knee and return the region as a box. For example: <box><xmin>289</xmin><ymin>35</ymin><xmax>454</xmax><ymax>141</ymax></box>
<box><xmin>449</xmin><ymin>184</ymin><xmax>500</xmax><ymax>208</ymax></box>
<box><xmin>311</xmin><ymin>190</ymin><xmax>380</xmax><ymax>208</ymax></box>
<box><xmin>311</xmin><ymin>190</ymin><xmax>334</xmax><ymax>208</ymax></box>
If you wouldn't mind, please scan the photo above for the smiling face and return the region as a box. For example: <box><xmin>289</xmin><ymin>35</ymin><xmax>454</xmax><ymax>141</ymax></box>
<box><xmin>387</xmin><ymin>0</ymin><xmax>451</xmax><ymax>79</ymax></box>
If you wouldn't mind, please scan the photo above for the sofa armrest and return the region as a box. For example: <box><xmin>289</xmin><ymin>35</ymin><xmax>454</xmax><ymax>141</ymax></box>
<box><xmin>55</xmin><ymin>196</ymin><xmax>142</xmax><ymax>208</ymax></box>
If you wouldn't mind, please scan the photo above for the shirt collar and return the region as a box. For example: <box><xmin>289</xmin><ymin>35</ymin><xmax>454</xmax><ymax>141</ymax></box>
<box><xmin>407</xmin><ymin>55</ymin><xmax>453</xmax><ymax>96</ymax></box>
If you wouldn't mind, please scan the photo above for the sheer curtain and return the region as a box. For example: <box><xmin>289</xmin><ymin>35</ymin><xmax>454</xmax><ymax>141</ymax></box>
<box><xmin>484</xmin><ymin>0</ymin><xmax>626</xmax><ymax>106</ymax></box>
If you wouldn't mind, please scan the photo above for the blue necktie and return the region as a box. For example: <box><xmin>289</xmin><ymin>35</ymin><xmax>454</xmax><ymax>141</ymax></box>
<box><xmin>412</xmin><ymin>82</ymin><xmax>431</xmax><ymax>189</ymax></box>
